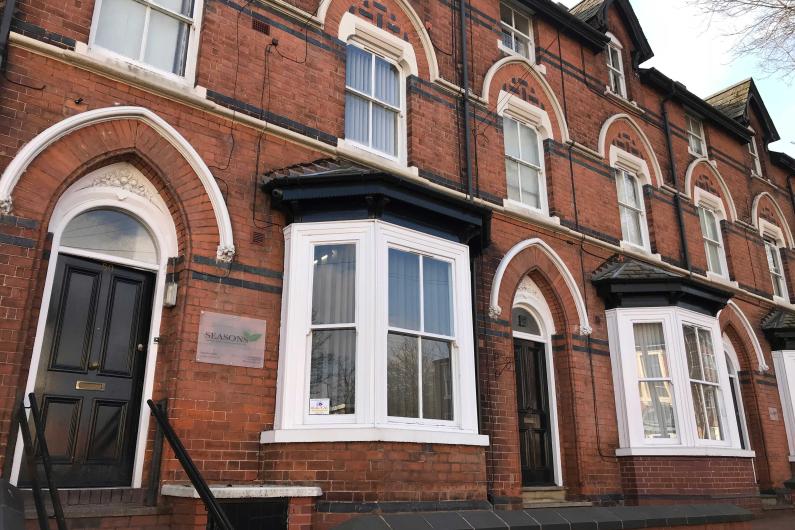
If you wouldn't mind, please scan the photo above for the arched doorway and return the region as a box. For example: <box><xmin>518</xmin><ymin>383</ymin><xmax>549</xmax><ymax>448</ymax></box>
<box><xmin>11</xmin><ymin>162</ymin><xmax>178</xmax><ymax>488</ymax></box>
<box><xmin>511</xmin><ymin>276</ymin><xmax>561</xmax><ymax>487</ymax></box>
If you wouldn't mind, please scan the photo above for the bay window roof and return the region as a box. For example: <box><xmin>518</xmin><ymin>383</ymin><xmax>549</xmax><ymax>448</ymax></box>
<box><xmin>262</xmin><ymin>159</ymin><xmax>492</xmax><ymax>252</ymax></box>
<box><xmin>592</xmin><ymin>256</ymin><xmax>732</xmax><ymax>315</ymax></box>
<box><xmin>762</xmin><ymin>309</ymin><xmax>795</xmax><ymax>351</ymax></box>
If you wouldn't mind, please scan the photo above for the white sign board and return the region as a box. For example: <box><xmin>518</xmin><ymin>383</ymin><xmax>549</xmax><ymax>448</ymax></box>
<box><xmin>196</xmin><ymin>311</ymin><xmax>266</xmax><ymax>368</ymax></box>
<box><xmin>309</xmin><ymin>398</ymin><xmax>330</xmax><ymax>415</ymax></box>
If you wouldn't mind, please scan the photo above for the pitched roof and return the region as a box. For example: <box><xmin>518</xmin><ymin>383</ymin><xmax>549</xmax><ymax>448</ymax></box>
<box><xmin>263</xmin><ymin>158</ymin><xmax>373</xmax><ymax>180</ymax></box>
<box><xmin>761</xmin><ymin>309</ymin><xmax>795</xmax><ymax>331</ymax></box>
<box><xmin>591</xmin><ymin>255</ymin><xmax>681</xmax><ymax>282</ymax></box>
<box><xmin>569</xmin><ymin>0</ymin><xmax>604</xmax><ymax>22</ymax></box>
<box><xmin>705</xmin><ymin>79</ymin><xmax>752</xmax><ymax>121</ymax></box>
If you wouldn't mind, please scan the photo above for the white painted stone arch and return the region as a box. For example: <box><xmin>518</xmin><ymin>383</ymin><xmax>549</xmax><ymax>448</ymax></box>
<box><xmin>719</xmin><ymin>300</ymin><xmax>769</xmax><ymax>371</ymax></box>
<box><xmin>0</xmin><ymin>106</ymin><xmax>235</xmax><ymax>261</ymax></box>
<box><xmin>481</xmin><ymin>55</ymin><xmax>571</xmax><ymax>143</ymax></box>
<box><xmin>751</xmin><ymin>191</ymin><xmax>795</xmax><ymax>249</ymax></box>
<box><xmin>317</xmin><ymin>0</ymin><xmax>440</xmax><ymax>81</ymax></box>
<box><xmin>489</xmin><ymin>238</ymin><xmax>591</xmax><ymax>335</ymax></box>
<box><xmin>683</xmin><ymin>157</ymin><xmax>738</xmax><ymax>222</ymax></box>
<box><xmin>597</xmin><ymin>113</ymin><xmax>663</xmax><ymax>187</ymax></box>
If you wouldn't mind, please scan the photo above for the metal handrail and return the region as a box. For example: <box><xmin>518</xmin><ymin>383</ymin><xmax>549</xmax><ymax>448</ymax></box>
<box><xmin>146</xmin><ymin>399</ymin><xmax>234</xmax><ymax>530</ymax></box>
<box><xmin>17</xmin><ymin>393</ymin><xmax>67</xmax><ymax>530</ymax></box>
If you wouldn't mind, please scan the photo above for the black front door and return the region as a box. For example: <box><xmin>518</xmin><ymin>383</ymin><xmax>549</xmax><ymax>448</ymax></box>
<box><xmin>27</xmin><ymin>254</ymin><xmax>154</xmax><ymax>487</ymax></box>
<box><xmin>514</xmin><ymin>338</ymin><xmax>554</xmax><ymax>486</ymax></box>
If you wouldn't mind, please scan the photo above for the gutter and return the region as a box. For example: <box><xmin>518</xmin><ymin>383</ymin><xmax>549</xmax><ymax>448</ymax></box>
<box><xmin>0</xmin><ymin>0</ymin><xmax>16</xmax><ymax>71</ymax></box>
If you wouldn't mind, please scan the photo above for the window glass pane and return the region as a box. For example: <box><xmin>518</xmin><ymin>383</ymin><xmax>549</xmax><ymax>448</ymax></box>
<box><xmin>153</xmin><ymin>0</ymin><xmax>194</xmax><ymax>16</ymax></box>
<box><xmin>144</xmin><ymin>10</ymin><xmax>190</xmax><ymax>75</ymax></box>
<box><xmin>503</xmin><ymin>118</ymin><xmax>520</xmax><ymax>158</ymax></box>
<box><xmin>312</xmin><ymin>244</ymin><xmax>355</xmax><ymax>325</ymax></box>
<box><xmin>514</xmin><ymin>34</ymin><xmax>529</xmax><ymax>58</ymax></box>
<box><xmin>683</xmin><ymin>325</ymin><xmax>702</xmax><ymax>380</ymax></box>
<box><xmin>698</xmin><ymin>328</ymin><xmax>718</xmax><ymax>383</ymax></box>
<box><xmin>374</xmin><ymin>57</ymin><xmax>399</xmax><ymax>107</ymax></box>
<box><xmin>519</xmin><ymin>165</ymin><xmax>540</xmax><ymax>208</ymax></box>
<box><xmin>706</xmin><ymin>243</ymin><xmax>723</xmax><ymax>275</ymax></box>
<box><xmin>346</xmin><ymin>46</ymin><xmax>372</xmax><ymax>94</ymax></box>
<box><xmin>500</xmin><ymin>3</ymin><xmax>512</xmax><ymax>25</ymax></box>
<box><xmin>634</xmin><ymin>323</ymin><xmax>669</xmax><ymax>379</ymax></box>
<box><xmin>95</xmin><ymin>0</ymin><xmax>146</xmax><ymax>61</ymax></box>
<box><xmin>387</xmin><ymin>333</ymin><xmax>419</xmax><ymax>417</ymax></box>
<box><xmin>310</xmin><ymin>330</ymin><xmax>356</xmax><ymax>414</ymax></box>
<box><xmin>692</xmin><ymin>383</ymin><xmax>724</xmax><ymax>440</ymax></box>
<box><xmin>639</xmin><ymin>381</ymin><xmax>677</xmax><ymax>439</ymax></box>
<box><xmin>344</xmin><ymin>93</ymin><xmax>369</xmax><ymax>145</ymax></box>
<box><xmin>422</xmin><ymin>339</ymin><xmax>453</xmax><ymax>420</ymax></box>
<box><xmin>512</xmin><ymin>307</ymin><xmax>540</xmax><ymax>335</ymax></box>
<box><xmin>620</xmin><ymin>207</ymin><xmax>643</xmax><ymax>246</ymax></box>
<box><xmin>389</xmin><ymin>249</ymin><xmax>420</xmax><ymax>330</ymax></box>
<box><xmin>506</xmin><ymin>160</ymin><xmax>520</xmax><ymax>202</ymax></box>
<box><xmin>619</xmin><ymin>172</ymin><xmax>639</xmax><ymax>208</ymax></box>
<box><xmin>501</xmin><ymin>29</ymin><xmax>513</xmax><ymax>50</ymax></box>
<box><xmin>423</xmin><ymin>257</ymin><xmax>453</xmax><ymax>336</ymax></box>
<box><xmin>513</xmin><ymin>12</ymin><xmax>529</xmax><ymax>34</ymax></box>
<box><xmin>520</xmin><ymin>124</ymin><xmax>539</xmax><ymax>166</ymax></box>
<box><xmin>61</xmin><ymin>209</ymin><xmax>157</xmax><ymax>263</ymax></box>
<box><xmin>372</xmin><ymin>105</ymin><xmax>397</xmax><ymax>156</ymax></box>
<box><xmin>609</xmin><ymin>47</ymin><xmax>621</xmax><ymax>70</ymax></box>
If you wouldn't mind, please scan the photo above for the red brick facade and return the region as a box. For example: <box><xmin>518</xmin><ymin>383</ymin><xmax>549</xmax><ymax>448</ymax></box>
<box><xmin>0</xmin><ymin>0</ymin><xmax>793</xmax><ymax>528</ymax></box>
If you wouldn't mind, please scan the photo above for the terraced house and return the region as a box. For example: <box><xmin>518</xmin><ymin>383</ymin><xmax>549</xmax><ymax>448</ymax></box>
<box><xmin>0</xmin><ymin>0</ymin><xmax>794</xmax><ymax>527</ymax></box>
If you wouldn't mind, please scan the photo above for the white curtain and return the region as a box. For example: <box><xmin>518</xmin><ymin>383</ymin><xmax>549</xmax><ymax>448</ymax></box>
<box><xmin>422</xmin><ymin>256</ymin><xmax>452</xmax><ymax>336</ymax></box>
<box><xmin>388</xmin><ymin>249</ymin><xmax>420</xmax><ymax>330</ymax></box>
<box><xmin>95</xmin><ymin>0</ymin><xmax>147</xmax><ymax>60</ymax></box>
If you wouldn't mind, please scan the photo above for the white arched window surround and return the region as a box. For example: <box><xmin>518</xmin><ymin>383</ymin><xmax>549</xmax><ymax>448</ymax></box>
<box><xmin>497</xmin><ymin>90</ymin><xmax>554</xmax><ymax>220</ymax></box>
<box><xmin>84</xmin><ymin>0</ymin><xmax>204</xmax><ymax>85</ymax></box>
<box><xmin>610</xmin><ymin>145</ymin><xmax>653</xmax><ymax>254</ymax></box>
<box><xmin>693</xmin><ymin>187</ymin><xmax>732</xmax><ymax>284</ymax></box>
<box><xmin>723</xmin><ymin>334</ymin><xmax>751</xmax><ymax>450</ymax></box>
<box><xmin>511</xmin><ymin>276</ymin><xmax>563</xmax><ymax>486</ymax></box>
<box><xmin>9</xmin><ymin>163</ymin><xmax>179</xmax><ymax>488</ymax></box>
<box><xmin>337</xmin><ymin>12</ymin><xmax>417</xmax><ymax>166</ymax></box>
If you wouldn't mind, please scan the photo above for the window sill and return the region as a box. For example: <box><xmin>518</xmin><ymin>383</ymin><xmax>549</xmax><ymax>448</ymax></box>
<box><xmin>603</xmin><ymin>88</ymin><xmax>645</xmax><ymax>116</ymax></box>
<box><xmin>688</xmin><ymin>148</ymin><xmax>707</xmax><ymax>159</ymax></box>
<box><xmin>161</xmin><ymin>483</ymin><xmax>323</xmax><ymax>499</ymax></box>
<box><xmin>502</xmin><ymin>199</ymin><xmax>559</xmax><ymax>225</ymax></box>
<box><xmin>620</xmin><ymin>240</ymin><xmax>661</xmax><ymax>261</ymax></box>
<box><xmin>616</xmin><ymin>446</ymin><xmax>755</xmax><ymax>458</ymax></box>
<box><xmin>337</xmin><ymin>139</ymin><xmax>418</xmax><ymax>177</ymax></box>
<box><xmin>260</xmin><ymin>426</ymin><xmax>490</xmax><ymax>446</ymax></box>
<box><xmin>705</xmin><ymin>271</ymin><xmax>738</xmax><ymax>288</ymax></box>
<box><xmin>74</xmin><ymin>42</ymin><xmax>204</xmax><ymax>97</ymax></box>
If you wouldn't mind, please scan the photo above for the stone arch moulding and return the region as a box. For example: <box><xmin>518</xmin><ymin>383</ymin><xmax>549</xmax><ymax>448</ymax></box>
<box><xmin>751</xmin><ymin>191</ymin><xmax>795</xmax><ymax>249</ymax></box>
<box><xmin>597</xmin><ymin>113</ymin><xmax>664</xmax><ymax>187</ymax></box>
<box><xmin>0</xmin><ymin>106</ymin><xmax>236</xmax><ymax>262</ymax></box>
<box><xmin>489</xmin><ymin>238</ymin><xmax>591</xmax><ymax>335</ymax></box>
<box><xmin>719</xmin><ymin>300</ymin><xmax>768</xmax><ymax>371</ymax></box>
<box><xmin>683</xmin><ymin>157</ymin><xmax>738</xmax><ymax>222</ymax></box>
<box><xmin>480</xmin><ymin>55</ymin><xmax>571</xmax><ymax>143</ymax></box>
<box><xmin>317</xmin><ymin>0</ymin><xmax>440</xmax><ymax>82</ymax></box>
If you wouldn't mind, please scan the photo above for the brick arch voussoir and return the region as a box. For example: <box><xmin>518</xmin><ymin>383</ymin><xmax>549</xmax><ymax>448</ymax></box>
<box><xmin>720</xmin><ymin>313</ymin><xmax>757</xmax><ymax>374</ymax></box>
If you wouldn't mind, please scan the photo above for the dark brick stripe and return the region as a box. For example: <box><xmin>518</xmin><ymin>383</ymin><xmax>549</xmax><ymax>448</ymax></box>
<box><xmin>191</xmin><ymin>270</ymin><xmax>282</xmax><ymax>293</ymax></box>
<box><xmin>192</xmin><ymin>254</ymin><xmax>282</xmax><ymax>279</ymax></box>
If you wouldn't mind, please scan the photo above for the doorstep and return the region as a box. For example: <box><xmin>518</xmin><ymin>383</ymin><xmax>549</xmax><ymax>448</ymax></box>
<box><xmin>160</xmin><ymin>483</ymin><xmax>323</xmax><ymax>499</ymax></box>
<box><xmin>21</xmin><ymin>487</ymin><xmax>164</xmax><ymax>519</ymax></box>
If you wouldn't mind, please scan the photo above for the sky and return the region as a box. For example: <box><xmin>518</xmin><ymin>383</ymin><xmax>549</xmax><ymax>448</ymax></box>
<box><xmin>558</xmin><ymin>0</ymin><xmax>795</xmax><ymax>157</ymax></box>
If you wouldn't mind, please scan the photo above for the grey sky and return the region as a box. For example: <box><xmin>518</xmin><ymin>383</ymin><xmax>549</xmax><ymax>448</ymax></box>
<box><xmin>558</xmin><ymin>0</ymin><xmax>794</xmax><ymax>157</ymax></box>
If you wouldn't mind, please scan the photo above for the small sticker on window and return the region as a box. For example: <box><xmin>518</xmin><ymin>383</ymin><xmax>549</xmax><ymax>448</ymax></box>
<box><xmin>309</xmin><ymin>398</ymin><xmax>330</xmax><ymax>415</ymax></box>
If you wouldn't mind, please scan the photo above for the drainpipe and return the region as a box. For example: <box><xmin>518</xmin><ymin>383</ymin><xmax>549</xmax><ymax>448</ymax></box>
<box><xmin>459</xmin><ymin>0</ymin><xmax>473</xmax><ymax>200</ymax></box>
<box><xmin>661</xmin><ymin>84</ymin><xmax>691</xmax><ymax>272</ymax></box>
<box><xmin>0</xmin><ymin>0</ymin><xmax>16</xmax><ymax>72</ymax></box>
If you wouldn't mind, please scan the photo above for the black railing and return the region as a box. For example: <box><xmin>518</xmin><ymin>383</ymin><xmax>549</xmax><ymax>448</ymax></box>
<box><xmin>17</xmin><ymin>392</ymin><xmax>67</xmax><ymax>530</ymax></box>
<box><xmin>146</xmin><ymin>399</ymin><xmax>234</xmax><ymax>530</ymax></box>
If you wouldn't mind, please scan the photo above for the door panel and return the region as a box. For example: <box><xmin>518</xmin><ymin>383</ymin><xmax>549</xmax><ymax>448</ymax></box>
<box><xmin>26</xmin><ymin>254</ymin><xmax>154</xmax><ymax>487</ymax></box>
<box><xmin>514</xmin><ymin>338</ymin><xmax>554</xmax><ymax>486</ymax></box>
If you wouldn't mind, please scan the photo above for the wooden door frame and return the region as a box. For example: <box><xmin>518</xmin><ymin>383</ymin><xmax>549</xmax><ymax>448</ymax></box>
<box><xmin>512</xmin><ymin>303</ymin><xmax>562</xmax><ymax>487</ymax></box>
<box><xmin>10</xmin><ymin>163</ymin><xmax>178</xmax><ymax>488</ymax></box>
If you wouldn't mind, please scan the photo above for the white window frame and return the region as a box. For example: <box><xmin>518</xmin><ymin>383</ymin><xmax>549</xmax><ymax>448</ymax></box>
<box><xmin>760</xmin><ymin>219</ymin><xmax>789</xmax><ymax>303</ymax></box>
<box><xmin>337</xmin><ymin>12</ymin><xmax>415</xmax><ymax>166</ymax></box>
<box><xmin>694</xmin><ymin>187</ymin><xmax>730</xmax><ymax>281</ymax></box>
<box><xmin>263</xmin><ymin>219</ymin><xmax>486</xmax><ymax>446</ymax></box>
<box><xmin>610</xmin><ymin>146</ymin><xmax>652</xmax><ymax>253</ymax></box>
<box><xmin>606</xmin><ymin>33</ymin><xmax>626</xmax><ymax>98</ymax></box>
<box><xmin>496</xmin><ymin>89</ymin><xmax>554</xmax><ymax>220</ymax></box>
<box><xmin>749</xmin><ymin>137</ymin><xmax>763</xmax><ymax>177</ymax></box>
<box><xmin>606</xmin><ymin>306</ymin><xmax>754</xmax><ymax>457</ymax></box>
<box><xmin>723</xmin><ymin>335</ymin><xmax>751</xmax><ymax>451</ymax></box>
<box><xmin>502</xmin><ymin>116</ymin><xmax>546</xmax><ymax>214</ymax></box>
<box><xmin>87</xmin><ymin>0</ymin><xmax>203</xmax><ymax>84</ymax></box>
<box><xmin>773</xmin><ymin>350</ymin><xmax>795</xmax><ymax>462</ymax></box>
<box><xmin>498</xmin><ymin>1</ymin><xmax>535</xmax><ymax>62</ymax></box>
<box><xmin>686</xmin><ymin>114</ymin><xmax>707</xmax><ymax>157</ymax></box>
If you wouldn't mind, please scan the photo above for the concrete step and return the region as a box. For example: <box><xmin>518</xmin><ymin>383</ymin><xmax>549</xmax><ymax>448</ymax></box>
<box><xmin>521</xmin><ymin>486</ymin><xmax>566</xmax><ymax>505</ymax></box>
<box><xmin>523</xmin><ymin>500</ymin><xmax>594</xmax><ymax>509</ymax></box>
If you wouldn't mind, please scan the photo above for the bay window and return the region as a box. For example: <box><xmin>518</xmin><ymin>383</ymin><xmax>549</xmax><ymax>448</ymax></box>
<box><xmin>90</xmin><ymin>0</ymin><xmax>200</xmax><ymax>77</ymax></box>
<box><xmin>264</xmin><ymin>220</ymin><xmax>485</xmax><ymax>446</ymax></box>
<box><xmin>607</xmin><ymin>307</ymin><xmax>752</xmax><ymax>456</ymax></box>
<box><xmin>345</xmin><ymin>45</ymin><xmax>401</xmax><ymax>158</ymax></box>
